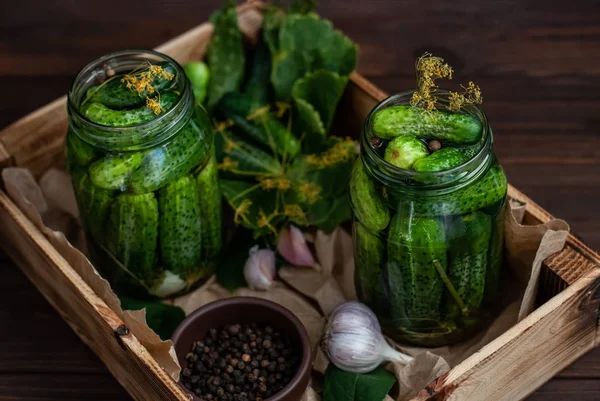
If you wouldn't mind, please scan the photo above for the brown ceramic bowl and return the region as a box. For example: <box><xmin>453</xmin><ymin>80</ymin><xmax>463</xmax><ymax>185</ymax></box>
<box><xmin>172</xmin><ymin>297</ymin><xmax>312</xmax><ymax>401</ymax></box>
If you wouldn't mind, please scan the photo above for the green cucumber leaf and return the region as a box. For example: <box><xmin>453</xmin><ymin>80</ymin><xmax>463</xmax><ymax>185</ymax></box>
<box><xmin>271</xmin><ymin>13</ymin><xmax>357</xmax><ymax>99</ymax></box>
<box><xmin>207</xmin><ymin>4</ymin><xmax>246</xmax><ymax>108</ymax></box>
<box><xmin>119</xmin><ymin>297</ymin><xmax>185</xmax><ymax>340</ymax></box>
<box><xmin>263</xmin><ymin>6</ymin><xmax>286</xmax><ymax>56</ymax></box>
<box><xmin>292</xmin><ymin>70</ymin><xmax>349</xmax><ymax>135</ymax></box>
<box><xmin>324</xmin><ymin>365</ymin><xmax>397</xmax><ymax>401</ymax></box>
<box><xmin>215</xmin><ymin>131</ymin><xmax>283</xmax><ymax>177</ymax></box>
<box><xmin>289</xmin><ymin>0</ymin><xmax>317</xmax><ymax>14</ymax></box>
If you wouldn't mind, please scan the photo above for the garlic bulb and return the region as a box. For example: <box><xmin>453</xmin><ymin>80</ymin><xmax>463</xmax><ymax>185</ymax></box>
<box><xmin>321</xmin><ymin>301</ymin><xmax>413</xmax><ymax>373</ymax></box>
<box><xmin>243</xmin><ymin>245</ymin><xmax>276</xmax><ymax>290</ymax></box>
<box><xmin>277</xmin><ymin>225</ymin><xmax>315</xmax><ymax>267</ymax></box>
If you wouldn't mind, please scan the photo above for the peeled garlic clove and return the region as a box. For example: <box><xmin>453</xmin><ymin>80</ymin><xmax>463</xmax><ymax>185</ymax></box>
<box><xmin>321</xmin><ymin>301</ymin><xmax>413</xmax><ymax>374</ymax></box>
<box><xmin>244</xmin><ymin>245</ymin><xmax>276</xmax><ymax>290</ymax></box>
<box><xmin>277</xmin><ymin>225</ymin><xmax>315</xmax><ymax>266</ymax></box>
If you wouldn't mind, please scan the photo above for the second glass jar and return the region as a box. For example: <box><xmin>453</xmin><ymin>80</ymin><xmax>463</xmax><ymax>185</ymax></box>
<box><xmin>351</xmin><ymin>92</ymin><xmax>507</xmax><ymax>346</ymax></box>
<box><xmin>66</xmin><ymin>50</ymin><xmax>222</xmax><ymax>299</ymax></box>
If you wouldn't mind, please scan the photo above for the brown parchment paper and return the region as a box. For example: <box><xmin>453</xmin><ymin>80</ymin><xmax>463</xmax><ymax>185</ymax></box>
<box><xmin>2</xmin><ymin>167</ymin><xmax>570</xmax><ymax>401</ymax></box>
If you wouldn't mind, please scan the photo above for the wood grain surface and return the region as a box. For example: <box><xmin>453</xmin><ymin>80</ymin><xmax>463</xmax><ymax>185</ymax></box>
<box><xmin>0</xmin><ymin>0</ymin><xmax>599</xmax><ymax>399</ymax></box>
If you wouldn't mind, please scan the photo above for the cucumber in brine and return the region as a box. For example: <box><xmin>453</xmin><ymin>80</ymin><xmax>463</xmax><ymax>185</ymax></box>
<box><xmin>387</xmin><ymin>210</ymin><xmax>447</xmax><ymax>329</ymax></box>
<box><xmin>349</xmin><ymin>160</ymin><xmax>390</xmax><ymax>232</ymax></box>
<box><xmin>72</xmin><ymin>172</ymin><xmax>115</xmax><ymax>243</ymax></box>
<box><xmin>372</xmin><ymin>105</ymin><xmax>482</xmax><ymax>145</ymax></box>
<box><xmin>444</xmin><ymin>211</ymin><xmax>492</xmax><ymax>319</ymax></box>
<box><xmin>105</xmin><ymin>193</ymin><xmax>159</xmax><ymax>282</ymax></box>
<box><xmin>195</xmin><ymin>152</ymin><xmax>223</xmax><ymax>262</ymax></box>
<box><xmin>354</xmin><ymin>221</ymin><xmax>388</xmax><ymax>316</ymax></box>
<box><xmin>158</xmin><ymin>175</ymin><xmax>203</xmax><ymax>278</ymax></box>
<box><xmin>89</xmin><ymin>152</ymin><xmax>144</xmax><ymax>190</ymax></box>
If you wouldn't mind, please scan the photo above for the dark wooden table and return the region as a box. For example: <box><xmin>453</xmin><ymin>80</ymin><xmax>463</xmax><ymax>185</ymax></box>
<box><xmin>1</xmin><ymin>0</ymin><xmax>599</xmax><ymax>399</ymax></box>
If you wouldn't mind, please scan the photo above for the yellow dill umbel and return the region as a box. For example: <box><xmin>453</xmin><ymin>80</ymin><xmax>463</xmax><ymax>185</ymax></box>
<box><xmin>410</xmin><ymin>53</ymin><xmax>482</xmax><ymax>112</ymax></box>
<box><xmin>121</xmin><ymin>62</ymin><xmax>175</xmax><ymax>114</ymax></box>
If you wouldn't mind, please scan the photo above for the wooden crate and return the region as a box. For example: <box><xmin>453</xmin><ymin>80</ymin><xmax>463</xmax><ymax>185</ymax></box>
<box><xmin>0</xmin><ymin>2</ymin><xmax>598</xmax><ymax>400</ymax></box>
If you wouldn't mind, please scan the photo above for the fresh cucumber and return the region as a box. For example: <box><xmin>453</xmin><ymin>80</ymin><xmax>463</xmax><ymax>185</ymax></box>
<box><xmin>195</xmin><ymin>152</ymin><xmax>223</xmax><ymax>260</ymax></box>
<box><xmin>128</xmin><ymin>110</ymin><xmax>212</xmax><ymax>193</ymax></box>
<box><xmin>243</xmin><ymin>43</ymin><xmax>272</xmax><ymax>108</ymax></box>
<box><xmin>72</xmin><ymin>172</ymin><xmax>115</xmax><ymax>242</ymax></box>
<box><xmin>89</xmin><ymin>152</ymin><xmax>144</xmax><ymax>190</ymax></box>
<box><xmin>413</xmin><ymin>147</ymin><xmax>470</xmax><ymax>172</ymax></box>
<box><xmin>158</xmin><ymin>175</ymin><xmax>203</xmax><ymax>277</ymax></box>
<box><xmin>184</xmin><ymin>62</ymin><xmax>210</xmax><ymax>104</ymax></box>
<box><xmin>106</xmin><ymin>193</ymin><xmax>159</xmax><ymax>282</ymax></box>
<box><xmin>414</xmin><ymin>162</ymin><xmax>507</xmax><ymax>216</ymax></box>
<box><xmin>86</xmin><ymin>62</ymin><xmax>177</xmax><ymax>109</ymax></box>
<box><xmin>372</xmin><ymin>105</ymin><xmax>482</xmax><ymax>144</ymax></box>
<box><xmin>216</xmin><ymin>92</ymin><xmax>300</xmax><ymax>157</ymax></box>
<box><xmin>387</xmin><ymin>210</ymin><xmax>447</xmax><ymax>328</ymax></box>
<box><xmin>65</xmin><ymin>128</ymin><xmax>100</xmax><ymax>167</ymax></box>
<box><xmin>82</xmin><ymin>91</ymin><xmax>179</xmax><ymax>127</ymax></box>
<box><xmin>485</xmin><ymin>205</ymin><xmax>505</xmax><ymax>304</ymax></box>
<box><xmin>384</xmin><ymin>135</ymin><xmax>428</xmax><ymax>169</ymax></box>
<box><xmin>444</xmin><ymin>211</ymin><xmax>492</xmax><ymax>319</ymax></box>
<box><xmin>354</xmin><ymin>221</ymin><xmax>388</xmax><ymax>315</ymax></box>
<box><xmin>349</xmin><ymin>160</ymin><xmax>390</xmax><ymax>232</ymax></box>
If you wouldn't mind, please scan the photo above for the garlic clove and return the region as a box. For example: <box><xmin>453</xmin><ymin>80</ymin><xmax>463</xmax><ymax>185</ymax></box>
<box><xmin>243</xmin><ymin>245</ymin><xmax>276</xmax><ymax>291</ymax></box>
<box><xmin>277</xmin><ymin>225</ymin><xmax>315</xmax><ymax>267</ymax></box>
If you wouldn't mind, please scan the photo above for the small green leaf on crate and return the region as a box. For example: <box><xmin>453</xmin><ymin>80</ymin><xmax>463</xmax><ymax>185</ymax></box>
<box><xmin>207</xmin><ymin>4</ymin><xmax>245</xmax><ymax>108</ymax></box>
<box><xmin>271</xmin><ymin>13</ymin><xmax>357</xmax><ymax>99</ymax></box>
<box><xmin>324</xmin><ymin>365</ymin><xmax>397</xmax><ymax>401</ymax></box>
<box><xmin>292</xmin><ymin>70</ymin><xmax>349</xmax><ymax>135</ymax></box>
<box><xmin>119</xmin><ymin>297</ymin><xmax>185</xmax><ymax>340</ymax></box>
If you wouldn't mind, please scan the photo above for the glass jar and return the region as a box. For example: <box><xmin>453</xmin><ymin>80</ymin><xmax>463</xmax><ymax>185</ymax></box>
<box><xmin>66</xmin><ymin>50</ymin><xmax>222</xmax><ymax>299</ymax></box>
<box><xmin>351</xmin><ymin>91</ymin><xmax>507</xmax><ymax>347</ymax></box>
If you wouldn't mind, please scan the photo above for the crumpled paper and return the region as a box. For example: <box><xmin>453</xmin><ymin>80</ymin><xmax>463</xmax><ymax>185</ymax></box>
<box><xmin>2</xmin><ymin>167</ymin><xmax>570</xmax><ymax>401</ymax></box>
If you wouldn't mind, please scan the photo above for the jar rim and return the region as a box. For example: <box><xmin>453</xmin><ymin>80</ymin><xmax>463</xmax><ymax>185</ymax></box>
<box><xmin>67</xmin><ymin>49</ymin><xmax>193</xmax><ymax>151</ymax></box>
<box><xmin>361</xmin><ymin>89</ymin><xmax>493</xmax><ymax>190</ymax></box>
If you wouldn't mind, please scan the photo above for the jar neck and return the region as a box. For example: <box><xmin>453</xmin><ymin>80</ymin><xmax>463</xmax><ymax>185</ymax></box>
<box><xmin>67</xmin><ymin>49</ymin><xmax>194</xmax><ymax>152</ymax></box>
<box><xmin>361</xmin><ymin>90</ymin><xmax>494</xmax><ymax>194</ymax></box>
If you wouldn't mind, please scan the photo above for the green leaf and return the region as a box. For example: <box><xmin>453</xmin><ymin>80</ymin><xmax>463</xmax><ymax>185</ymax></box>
<box><xmin>207</xmin><ymin>4</ymin><xmax>246</xmax><ymax>108</ymax></box>
<box><xmin>263</xmin><ymin>7</ymin><xmax>285</xmax><ymax>55</ymax></box>
<box><xmin>271</xmin><ymin>13</ymin><xmax>357</xmax><ymax>99</ymax></box>
<box><xmin>292</xmin><ymin>70</ymin><xmax>349</xmax><ymax>135</ymax></box>
<box><xmin>324</xmin><ymin>365</ymin><xmax>396</xmax><ymax>401</ymax></box>
<box><xmin>220</xmin><ymin>179</ymin><xmax>283</xmax><ymax>238</ymax></box>
<box><xmin>119</xmin><ymin>297</ymin><xmax>185</xmax><ymax>340</ymax></box>
<box><xmin>243</xmin><ymin>43</ymin><xmax>273</xmax><ymax>108</ymax></box>
<box><xmin>289</xmin><ymin>0</ymin><xmax>317</xmax><ymax>14</ymax></box>
<box><xmin>216</xmin><ymin>228</ymin><xmax>261</xmax><ymax>291</ymax></box>
<box><xmin>215</xmin><ymin>131</ymin><xmax>283</xmax><ymax>177</ymax></box>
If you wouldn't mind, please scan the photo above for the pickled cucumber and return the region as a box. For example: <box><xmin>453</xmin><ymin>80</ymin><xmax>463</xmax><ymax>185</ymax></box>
<box><xmin>72</xmin><ymin>172</ymin><xmax>115</xmax><ymax>242</ymax></box>
<box><xmin>89</xmin><ymin>152</ymin><xmax>144</xmax><ymax>190</ymax></box>
<box><xmin>128</xmin><ymin>112</ymin><xmax>212</xmax><ymax>193</ymax></box>
<box><xmin>384</xmin><ymin>136</ymin><xmax>428</xmax><ymax>169</ymax></box>
<box><xmin>485</xmin><ymin>206</ymin><xmax>505</xmax><ymax>304</ymax></box>
<box><xmin>414</xmin><ymin>162</ymin><xmax>507</xmax><ymax>216</ymax></box>
<box><xmin>195</xmin><ymin>152</ymin><xmax>223</xmax><ymax>260</ymax></box>
<box><xmin>413</xmin><ymin>147</ymin><xmax>471</xmax><ymax>173</ymax></box>
<box><xmin>354</xmin><ymin>221</ymin><xmax>387</xmax><ymax>314</ymax></box>
<box><xmin>158</xmin><ymin>175</ymin><xmax>203</xmax><ymax>277</ymax></box>
<box><xmin>387</xmin><ymin>211</ymin><xmax>447</xmax><ymax>327</ymax></box>
<box><xmin>349</xmin><ymin>160</ymin><xmax>390</xmax><ymax>232</ymax></box>
<box><xmin>82</xmin><ymin>91</ymin><xmax>179</xmax><ymax>127</ymax></box>
<box><xmin>444</xmin><ymin>211</ymin><xmax>492</xmax><ymax>319</ymax></box>
<box><xmin>66</xmin><ymin>128</ymin><xmax>100</xmax><ymax>167</ymax></box>
<box><xmin>86</xmin><ymin>62</ymin><xmax>177</xmax><ymax>109</ymax></box>
<box><xmin>372</xmin><ymin>105</ymin><xmax>482</xmax><ymax>144</ymax></box>
<box><xmin>106</xmin><ymin>193</ymin><xmax>159</xmax><ymax>281</ymax></box>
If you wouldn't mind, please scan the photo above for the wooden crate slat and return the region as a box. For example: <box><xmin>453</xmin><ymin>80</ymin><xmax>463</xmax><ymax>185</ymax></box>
<box><xmin>414</xmin><ymin>267</ymin><xmax>600</xmax><ymax>401</ymax></box>
<box><xmin>0</xmin><ymin>190</ymin><xmax>189</xmax><ymax>401</ymax></box>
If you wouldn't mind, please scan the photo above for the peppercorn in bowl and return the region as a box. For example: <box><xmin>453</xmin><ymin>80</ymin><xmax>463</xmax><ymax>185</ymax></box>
<box><xmin>172</xmin><ymin>297</ymin><xmax>311</xmax><ymax>401</ymax></box>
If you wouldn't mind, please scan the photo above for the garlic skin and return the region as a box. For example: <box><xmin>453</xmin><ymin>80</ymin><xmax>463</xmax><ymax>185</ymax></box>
<box><xmin>321</xmin><ymin>301</ymin><xmax>413</xmax><ymax>373</ymax></box>
<box><xmin>243</xmin><ymin>245</ymin><xmax>276</xmax><ymax>290</ymax></box>
<box><xmin>277</xmin><ymin>225</ymin><xmax>315</xmax><ymax>267</ymax></box>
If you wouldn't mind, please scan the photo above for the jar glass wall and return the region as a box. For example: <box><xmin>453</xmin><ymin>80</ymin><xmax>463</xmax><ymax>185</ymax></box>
<box><xmin>351</xmin><ymin>91</ymin><xmax>507</xmax><ymax>346</ymax></box>
<box><xmin>66</xmin><ymin>50</ymin><xmax>222</xmax><ymax>299</ymax></box>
